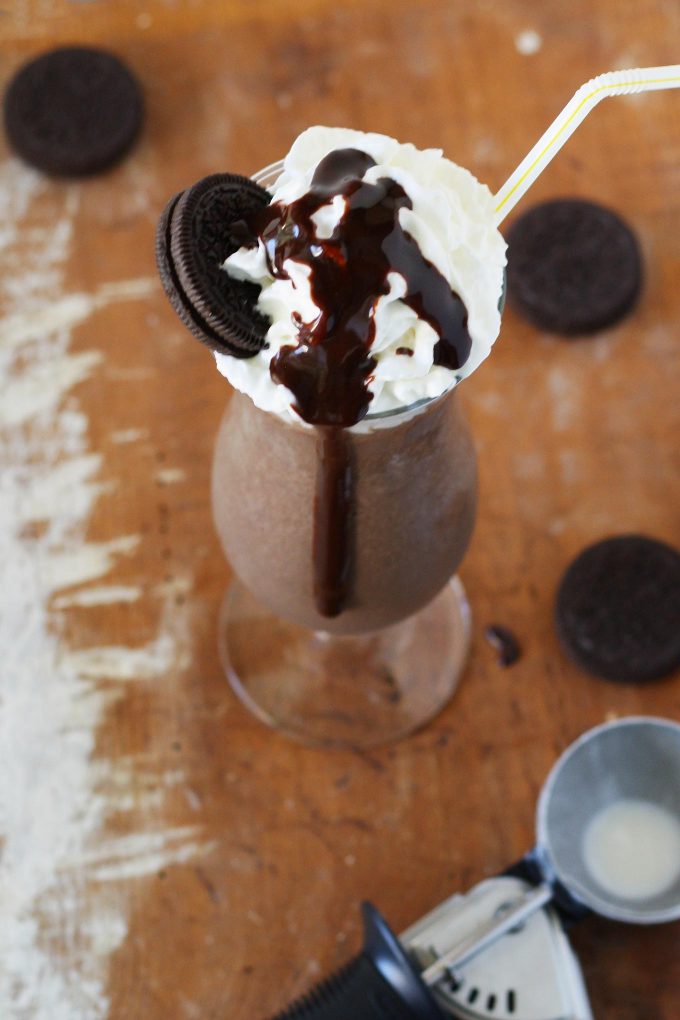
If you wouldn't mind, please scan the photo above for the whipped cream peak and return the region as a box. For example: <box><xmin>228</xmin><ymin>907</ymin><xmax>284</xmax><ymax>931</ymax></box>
<box><xmin>217</xmin><ymin>127</ymin><xmax>507</xmax><ymax>424</ymax></box>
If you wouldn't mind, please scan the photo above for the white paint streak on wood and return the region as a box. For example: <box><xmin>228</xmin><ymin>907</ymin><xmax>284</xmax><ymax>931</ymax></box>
<box><xmin>548</xmin><ymin>365</ymin><xmax>580</xmax><ymax>432</ymax></box>
<box><xmin>2</xmin><ymin>277</ymin><xmax>158</xmax><ymax>350</ymax></box>
<box><xmin>53</xmin><ymin>585</ymin><xmax>142</xmax><ymax>608</ymax></box>
<box><xmin>92</xmin><ymin>761</ymin><xmax>187</xmax><ymax>814</ymax></box>
<box><xmin>111</xmin><ymin>427</ymin><xmax>149</xmax><ymax>444</ymax></box>
<box><xmin>0</xmin><ymin>351</ymin><xmax>103</xmax><ymax>427</ymax></box>
<box><xmin>154</xmin><ymin>575</ymin><xmax>193</xmax><ymax>597</ymax></box>
<box><xmin>61</xmin><ymin>632</ymin><xmax>191</xmax><ymax>681</ymax></box>
<box><xmin>79</xmin><ymin>828</ymin><xmax>217</xmax><ymax>883</ymax></box>
<box><xmin>0</xmin><ymin>160</ymin><xmax>202</xmax><ymax>1020</ymax></box>
<box><xmin>41</xmin><ymin>535</ymin><xmax>141</xmax><ymax>595</ymax></box>
<box><xmin>155</xmin><ymin>467</ymin><xmax>186</xmax><ymax>484</ymax></box>
<box><xmin>96</xmin><ymin>278</ymin><xmax>159</xmax><ymax>303</ymax></box>
<box><xmin>9</xmin><ymin>453</ymin><xmax>105</xmax><ymax>524</ymax></box>
<box><xmin>184</xmin><ymin>787</ymin><xmax>203</xmax><ymax>812</ymax></box>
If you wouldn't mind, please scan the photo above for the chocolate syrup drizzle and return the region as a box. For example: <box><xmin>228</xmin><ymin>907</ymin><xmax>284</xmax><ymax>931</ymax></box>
<box><xmin>239</xmin><ymin>149</ymin><xmax>472</xmax><ymax>616</ymax></box>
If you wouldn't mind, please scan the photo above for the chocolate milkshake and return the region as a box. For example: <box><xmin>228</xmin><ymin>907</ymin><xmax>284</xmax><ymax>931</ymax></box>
<box><xmin>214</xmin><ymin>134</ymin><xmax>504</xmax><ymax>626</ymax></box>
<box><xmin>212</xmin><ymin>386</ymin><xmax>476</xmax><ymax>635</ymax></box>
<box><xmin>158</xmin><ymin>126</ymin><xmax>506</xmax><ymax>743</ymax></box>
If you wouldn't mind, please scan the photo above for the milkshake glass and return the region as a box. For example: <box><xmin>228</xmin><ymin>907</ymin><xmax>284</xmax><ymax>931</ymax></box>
<box><xmin>211</xmin><ymin>160</ymin><xmax>483</xmax><ymax>749</ymax></box>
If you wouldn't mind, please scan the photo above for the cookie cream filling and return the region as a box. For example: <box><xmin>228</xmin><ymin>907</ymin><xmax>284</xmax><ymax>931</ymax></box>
<box><xmin>217</xmin><ymin>126</ymin><xmax>507</xmax><ymax>422</ymax></box>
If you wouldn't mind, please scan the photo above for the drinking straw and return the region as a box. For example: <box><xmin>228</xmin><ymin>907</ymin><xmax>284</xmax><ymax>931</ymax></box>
<box><xmin>494</xmin><ymin>66</ymin><xmax>680</xmax><ymax>226</ymax></box>
<box><xmin>254</xmin><ymin>159</ymin><xmax>284</xmax><ymax>184</ymax></box>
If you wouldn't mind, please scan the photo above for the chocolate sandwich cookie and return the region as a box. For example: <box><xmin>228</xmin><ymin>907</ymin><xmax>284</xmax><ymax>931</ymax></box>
<box><xmin>555</xmin><ymin>534</ymin><xmax>680</xmax><ymax>683</ymax></box>
<box><xmin>506</xmin><ymin>198</ymin><xmax>642</xmax><ymax>334</ymax></box>
<box><xmin>156</xmin><ymin>174</ymin><xmax>271</xmax><ymax>357</ymax></box>
<box><xmin>3</xmin><ymin>46</ymin><xmax>143</xmax><ymax>176</ymax></box>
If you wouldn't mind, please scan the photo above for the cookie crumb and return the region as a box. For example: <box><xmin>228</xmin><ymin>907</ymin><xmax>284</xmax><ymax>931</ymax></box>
<box><xmin>485</xmin><ymin>624</ymin><xmax>521</xmax><ymax>667</ymax></box>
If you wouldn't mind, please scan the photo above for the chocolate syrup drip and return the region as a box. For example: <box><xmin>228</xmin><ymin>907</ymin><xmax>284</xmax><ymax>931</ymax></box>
<box><xmin>313</xmin><ymin>428</ymin><xmax>355</xmax><ymax>617</ymax></box>
<box><xmin>240</xmin><ymin>147</ymin><xmax>473</xmax><ymax>424</ymax></box>
<box><xmin>238</xmin><ymin>148</ymin><xmax>472</xmax><ymax>615</ymax></box>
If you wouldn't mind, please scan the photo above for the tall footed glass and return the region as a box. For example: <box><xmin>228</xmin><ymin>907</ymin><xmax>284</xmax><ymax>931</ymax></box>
<box><xmin>211</xmin><ymin>158</ymin><xmax>481</xmax><ymax>749</ymax></box>
<box><xmin>212</xmin><ymin>384</ymin><xmax>476</xmax><ymax>749</ymax></box>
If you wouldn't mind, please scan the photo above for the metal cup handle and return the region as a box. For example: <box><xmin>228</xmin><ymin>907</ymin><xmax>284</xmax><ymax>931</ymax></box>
<box><xmin>419</xmin><ymin>883</ymin><xmax>554</xmax><ymax>987</ymax></box>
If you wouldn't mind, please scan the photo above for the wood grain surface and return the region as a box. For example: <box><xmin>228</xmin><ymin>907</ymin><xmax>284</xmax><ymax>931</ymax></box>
<box><xmin>1</xmin><ymin>1</ymin><xmax>679</xmax><ymax>1017</ymax></box>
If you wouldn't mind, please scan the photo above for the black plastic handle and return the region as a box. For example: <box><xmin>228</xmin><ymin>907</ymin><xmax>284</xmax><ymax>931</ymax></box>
<box><xmin>269</xmin><ymin>903</ymin><xmax>444</xmax><ymax>1020</ymax></box>
<box><xmin>504</xmin><ymin>848</ymin><xmax>590</xmax><ymax>924</ymax></box>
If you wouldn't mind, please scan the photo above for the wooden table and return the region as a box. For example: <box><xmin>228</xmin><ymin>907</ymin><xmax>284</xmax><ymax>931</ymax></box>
<box><xmin>1</xmin><ymin>1</ymin><xmax>679</xmax><ymax>1017</ymax></box>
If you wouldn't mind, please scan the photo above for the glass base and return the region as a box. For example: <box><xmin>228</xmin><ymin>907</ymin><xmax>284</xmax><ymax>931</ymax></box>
<box><xmin>218</xmin><ymin>578</ymin><xmax>472</xmax><ymax>749</ymax></box>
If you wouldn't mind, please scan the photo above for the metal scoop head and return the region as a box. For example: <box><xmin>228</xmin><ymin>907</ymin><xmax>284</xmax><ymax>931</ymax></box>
<box><xmin>537</xmin><ymin>716</ymin><xmax>680</xmax><ymax>923</ymax></box>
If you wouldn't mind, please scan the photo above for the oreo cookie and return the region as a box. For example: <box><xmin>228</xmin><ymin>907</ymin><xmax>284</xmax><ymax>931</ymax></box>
<box><xmin>555</xmin><ymin>535</ymin><xmax>680</xmax><ymax>683</ymax></box>
<box><xmin>506</xmin><ymin>199</ymin><xmax>642</xmax><ymax>334</ymax></box>
<box><xmin>156</xmin><ymin>174</ymin><xmax>271</xmax><ymax>357</ymax></box>
<box><xmin>3</xmin><ymin>46</ymin><xmax>143</xmax><ymax>176</ymax></box>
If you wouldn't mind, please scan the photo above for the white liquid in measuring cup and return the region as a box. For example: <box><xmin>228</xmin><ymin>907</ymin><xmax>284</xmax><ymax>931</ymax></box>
<box><xmin>583</xmin><ymin>799</ymin><xmax>680</xmax><ymax>901</ymax></box>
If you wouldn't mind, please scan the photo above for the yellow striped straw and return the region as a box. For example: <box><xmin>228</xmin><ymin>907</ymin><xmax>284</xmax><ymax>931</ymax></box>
<box><xmin>493</xmin><ymin>65</ymin><xmax>680</xmax><ymax>226</ymax></box>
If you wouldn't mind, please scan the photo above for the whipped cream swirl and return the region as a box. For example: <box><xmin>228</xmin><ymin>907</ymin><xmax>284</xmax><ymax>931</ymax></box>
<box><xmin>216</xmin><ymin>126</ymin><xmax>507</xmax><ymax>420</ymax></box>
